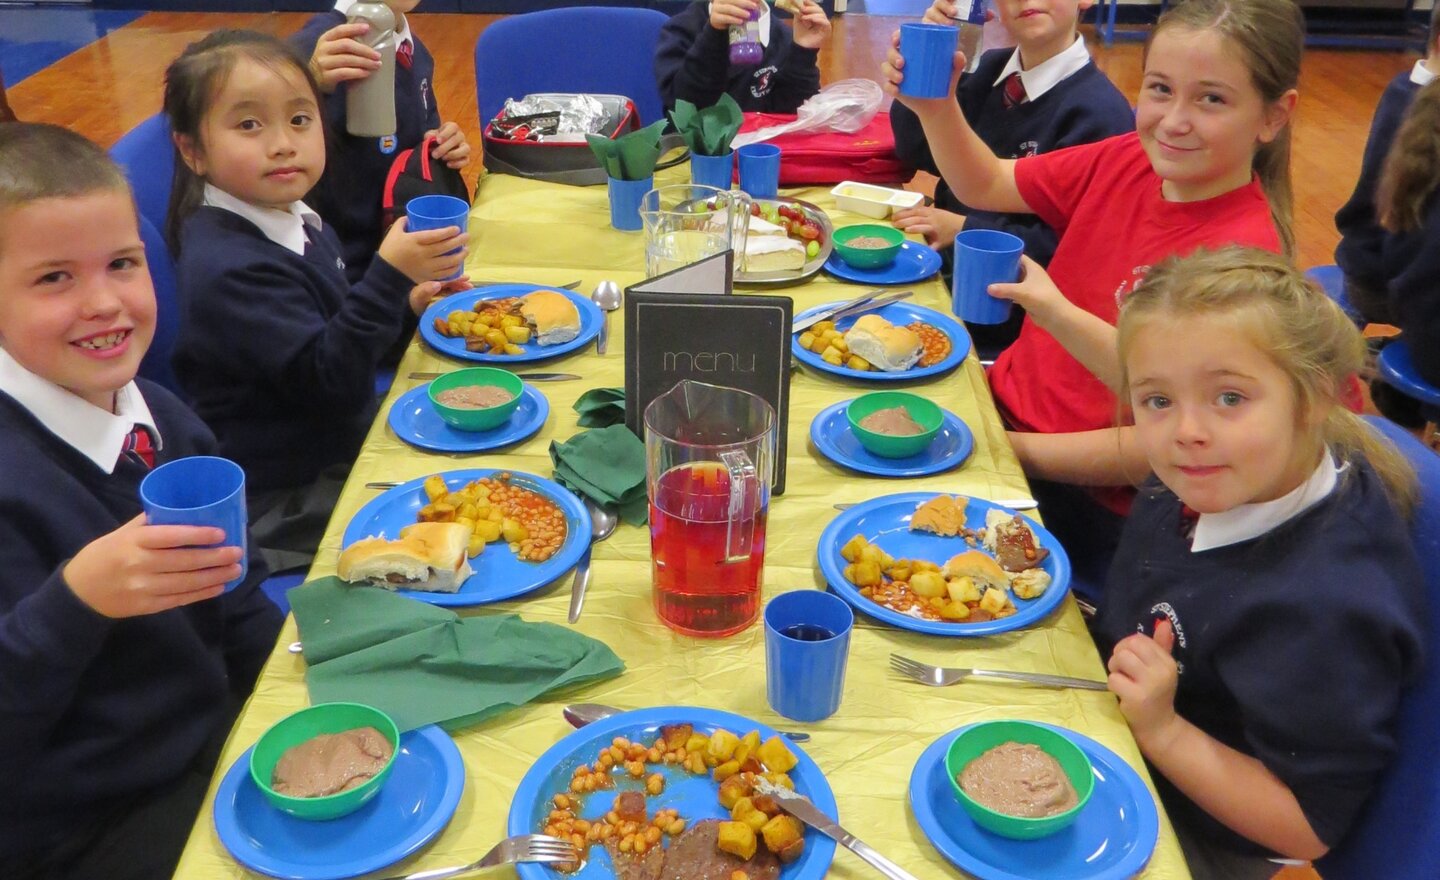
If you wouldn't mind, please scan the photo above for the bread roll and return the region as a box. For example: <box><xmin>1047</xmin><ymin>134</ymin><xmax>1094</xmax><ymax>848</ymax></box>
<box><xmin>517</xmin><ymin>290</ymin><xmax>581</xmax><ymax>346</ymax></box>
<box><xmin>941</xmin><ymin>550</ymin><xmax>1010</xmax><ymax>592</ymax></box>
<box><xmin>337</xmin><ymin>522</ymin><xmax>474</xmax><ymax>593</ymax></box>
<box><xmin>843</xmin><ymin>315</ymin><xmax>922</xmax><ymax>372</ymax></box>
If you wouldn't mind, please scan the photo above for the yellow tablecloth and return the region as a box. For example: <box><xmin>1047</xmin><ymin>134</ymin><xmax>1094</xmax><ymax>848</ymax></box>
<box><xmin>174</xmin><ymin>169</ymin><xmax>1191</xmax><ymax>880</ymax></box>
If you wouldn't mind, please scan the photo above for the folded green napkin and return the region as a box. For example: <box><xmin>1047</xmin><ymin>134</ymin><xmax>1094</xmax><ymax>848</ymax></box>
<box><xmin>550</xmin><ymin>424</ymin><xmax>648</xmax><ymax>525</ymax></box>
<box><xmin>574</xmin><ymin>387</ymin><xmax>626</xmax><ymax>428</ymax></box>
<box><xmin>290</xmin><ymin>578</ymin><xmax>625</xmax><ymax>732</ymax></box>
<box><xmin>669</xmin><ymin>95</ymin><xmax>743</xmax><ymax>157</ymax></box>
<box><xmin>587</xmin><ymin>119</ymin><xmax>669</xmax><ymax>181</ymax></box>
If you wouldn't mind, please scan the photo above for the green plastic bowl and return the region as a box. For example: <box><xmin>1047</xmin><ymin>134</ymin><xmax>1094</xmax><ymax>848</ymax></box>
<box><xmin>249</xmin><ymin>702</ymin><xmax>400</xmax><ymax>821</ymax></box>
<box><xmin>427</xmin><ymin>366</ymin><xmax>525</xmax><ymax>432</ymax></box>
<box><xmin>846</xmin><ymin>391</ymin><xmax>944</xmax><ymax>458</ymax></box>
<box><xmin>944</xmin><ymin>720</ymin><xmax>1095</xmax><ymax>840</ymax></box>
<box><xmin>832</xmin><ymin>223</ymin><xmax>905</xmax><ymax>269</ymax></box>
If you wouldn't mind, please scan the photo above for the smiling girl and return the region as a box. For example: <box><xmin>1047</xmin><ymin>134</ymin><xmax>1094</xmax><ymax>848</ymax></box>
<box><xmin>1094</xmin><ymin>247</ymin><xmax>1424</xmax><ymax>877</ymax></box>
<box><xmin>880</xmin><ymin>0</ymin><xmax>1303</xmax><ymax>596</ymax></box>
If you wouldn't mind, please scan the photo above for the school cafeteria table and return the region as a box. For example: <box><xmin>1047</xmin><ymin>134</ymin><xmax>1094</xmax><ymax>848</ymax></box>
<box><xmin>174</xmin><ymin>168</ymin><xmax>1192</xmax><ymax>880</ymax></box>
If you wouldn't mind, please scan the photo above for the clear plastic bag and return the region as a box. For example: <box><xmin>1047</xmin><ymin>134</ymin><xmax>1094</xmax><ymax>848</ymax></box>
<box><xmin>730</xmin><ymin>79</ymin><xmax>884</xmax><ymax>148</ymax></box>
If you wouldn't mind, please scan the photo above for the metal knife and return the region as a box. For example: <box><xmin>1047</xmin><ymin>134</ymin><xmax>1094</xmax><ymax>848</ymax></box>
<box><xmin>467</xmin><ymin>279</ymin><xmax>582</xmax><ymax>291</ymax></box>
<box><xmin>834</xmin><ymin>497</ymin><xmax>1038</xmax><ymax>511</ymax></box>
<box><xmin>754</xmin><ymin>780</ymin><xmax>922</xmax><ymax>880</ymax></box>
<box><xmin>793</xmin><ymin>290</ymin><xmax>883</xmax><ymax>334</ymax></box>
<box><xmin>407</xmin><ymin>371</ymin><xmax>581</xmax><ymax>382</ymax></box>
<box><xmin>823</xmin><ymin>290</ymin><xmax>914</xmax><ymax>325</ymax></box>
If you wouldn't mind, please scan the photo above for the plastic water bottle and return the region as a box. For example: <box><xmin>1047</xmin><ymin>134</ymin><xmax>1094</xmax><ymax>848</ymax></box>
<box><xmin>345</xmin><ymin>0</ymin><xmax>397</xmax><ymax>137</ymax></box>
<box><xmin>953</xmin><ymin>0</ymin><xmax>987</xmax><ymax>74</ymax></box>
<box><xmin>729</xmin><ymin>4</ymin><xmax>764</xmax><ymax>67</ymax></box>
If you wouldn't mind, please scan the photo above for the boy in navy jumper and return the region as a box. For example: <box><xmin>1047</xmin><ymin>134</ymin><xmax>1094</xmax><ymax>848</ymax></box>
<box><xmin>1334</xmin><ymin>6</ymin><xmax>1440</xmax><ymax>327</ymax></box>
<box><xmin>889</xmin><ymin>0</ymin><xmax>1132</xmax><ymax>354</ymax></box>
<box><xmin>0</xmin><ymin>124</ymin><xmax>282</xmax><ymax>880</ymax></box>
<box><xmin>293</xmin><ymin>0</ymin><xmax>471</xmax><ymax>284</ymax></box>
<box><xmin>656</xmin><ymin>0</ymin><xmax>832</xmax><ymax>114</ymax></box>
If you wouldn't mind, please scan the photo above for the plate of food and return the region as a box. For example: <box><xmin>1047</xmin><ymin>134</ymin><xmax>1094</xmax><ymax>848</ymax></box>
<box><xmin>735</xmin><ymin>198</ymin><xmax>833</xmax><ymax>288</ymax></box>
<box><xmin>213</xmin><ymin>725</ymin><xmax>465</xmax><ymax>880</ymax></box>
<box><xmin>823</xmin><ymin>240</ymin><xmax>942</xmax><ymax>286</ymax></box>
<box><xmin>387</xmin><ymin>383</ymin><xmax>549</xmax><ymax>453</ymax></box>
<box><xmin>908</xmin><ymin>723</ymin><xmax>1158</xmax><ymax>880</ymax></box>
<box><xmin>507</xmin><ymin>706</ymin><xmax>838</xmax><ymax>880</ymax></box>
<box><xmin>809</xmin><ymin>399</ymin><xmax>973</xmax><ymax>478</ymax></box>
<box><xmin>791</xmin><ymin>301</ymin><xmax>970</xmax><ymax>381</ymax></box>
<box><xmin>340</xmin><ymin>469</ymin><xmax>589</xmax><ymax>607</ymax></box>
<box><xmin>420</xmin><ymin>284</ymin><xmax>602</xmax><ymax>363</ymax></box>
<box><xmin>816</xmin><ymin>493</ymin><xmax>1071</xmax><ymax>636</ymax></box>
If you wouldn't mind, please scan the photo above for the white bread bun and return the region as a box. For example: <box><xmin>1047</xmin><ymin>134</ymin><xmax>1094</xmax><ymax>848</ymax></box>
<box><xmin>337</xmin><ymin>522</ymin><xmax>474</xmax><ymax>593</ymax></box>
<box><xmin>941</xmin><ymin>550</ymin><xmax>1010</xmax><ymax>591</ymax></box>
<box><xmin>843</xmin><ymin>314</ymin><xmax>922</xmax><ymax>372</ymax></box>
<box><xmin>517</xmin><ymin>290</ymin><xmax>581</xmax><ymax>346</ymax></box>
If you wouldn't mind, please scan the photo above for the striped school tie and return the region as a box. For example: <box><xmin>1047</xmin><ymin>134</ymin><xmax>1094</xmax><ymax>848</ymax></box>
<box><xmin>396</xmin><ymin>39</ymin><xmax>414</xmax><ymax>70</ymax></box>
<box><xmin>122</xmin><ymin>425</ymin><xmax>156</xmax><ymax>469</ymax></box>
<box><xmin>1001</xmin><ymin>72</ymin><xmax>1026</xmax><ymax>109</ymax></box>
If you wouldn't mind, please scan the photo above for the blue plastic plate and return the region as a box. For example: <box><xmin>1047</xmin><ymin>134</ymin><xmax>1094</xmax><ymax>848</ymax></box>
<box><xmin>816</xmin><ymin>493</ymin><xmax>1071</xmax><ymax>636</ymax></box>
<box><xmin>342</xmin><ymin>469</ymin><xmax>589</xmax><ymax>607</ymax></box>
<box><xmin>387</xmin><ymin>383</ymin><xmax>549</xmax><ymax>453</ymax></box>
<box><xmin>823</xmin><ymin>240</ymin><xmax>942</xmax><ymax>285</ymax></box>
<box><xmin>508</xmin><ymin>706</ymin><xmax>838</xmax><ymax>880</ymax></box>
<box><xmin>809</xmin><ymin>399</ymin><xmax>973</xmax><ymax>477</ymax></box>
<box><xmin>909</xmin><ymin>723</ymin><xmax>1159</xmax><ymax>880</ymax></box>
<box><xmin>792</xmin><ymin>301</ymin><xmax>970</xmax><ymax>382</ymax></box>
<box><xmin>419</xmin><ymin>284</ymin><xmax>602</xmax><ymax>364</ymax></box>
<box><xmin>214</xmin><ymin>725</ymin><xmax>464</xmax><ymax>880</ymax></box>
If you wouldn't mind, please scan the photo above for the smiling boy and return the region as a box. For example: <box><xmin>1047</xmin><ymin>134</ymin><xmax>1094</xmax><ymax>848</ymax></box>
<box><xmin>0</xmin><ymin>123</ymin><xmax>281</xmax><ymax>880</ymax></box>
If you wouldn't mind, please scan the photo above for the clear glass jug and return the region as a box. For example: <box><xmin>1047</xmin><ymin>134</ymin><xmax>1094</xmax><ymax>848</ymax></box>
<box><xmin>640</xmin><ymin>184</ymin><xmax>751</xmax><ymax>278</ymax></box>
<box><xmin>644</xmin><ymin>380</ymin><xmax>775</xmax><ymax>637</ymax></box>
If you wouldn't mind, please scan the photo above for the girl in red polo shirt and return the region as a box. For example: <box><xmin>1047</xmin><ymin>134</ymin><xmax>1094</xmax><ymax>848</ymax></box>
<box><xmin>880</xmin><ymin>0</ymin><xmax>1303</xmax><ymax>598</ymax></box>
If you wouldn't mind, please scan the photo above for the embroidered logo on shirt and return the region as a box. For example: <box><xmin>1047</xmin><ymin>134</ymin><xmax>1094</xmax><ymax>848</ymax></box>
<box><xmin>751</xmin><ymin>66</ymin><xmax>779</xmax><ymax>99</ymax></box>
<box><xmin>379</xmin><ymin>135</ymin><xmax>398</xmax><ymax>155</ymax></box>
<box><xmin>1016</xmin><ymin>140</ymin><xmax>1039</xmax><ymax>159</ymax></box>
<box><xmin>1138</xmin><ymin>601</ymin><xmax>1187</xmax><ymax>676</ymax></box>
<box><xmin>337</xmin><ymin>257</ymin><xmax>345</xmax><ymax>271</ymax></box>
<box><xmin>421</xmin><ymin>78</ymin><xmax>431</xmax><ymax>111</ymax></box>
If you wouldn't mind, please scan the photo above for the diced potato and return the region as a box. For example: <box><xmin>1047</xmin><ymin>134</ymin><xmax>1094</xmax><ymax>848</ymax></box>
<box><xmin>947</xmin><ymin>575</ymin><xmax>980</xmax><ymax>604</ymax></box>
<box><xmin>475</xmin><ymin>519</ymin><xmax>503</xmax><ymax>543</ymax></box>
<box><xmin>430</xmin><ymin>502</ymin><xmax>456</xmax><ymax>523</ymax></box>
<box><xmin>760</xmin><ymin>815</ymin><xmax>803</xmax><ymax>855</ymax></box>
<box><xmin>847</xmin><ymin>560</ymin><xmax>881</xmax><ymax>588</ymax></box>
<box><xmin>503</xmin><ymin>344</ymin><xmax>525</xmax><ymax>356</ymax></box>
<box><xmin>829</xmin><ymin>336</ymin><xmax>848</xmax><ymax>354</ymax></box>
<box><xmin>812</xmin><ymin>320</ymin><xmax>835</xmax><ymax>333</ymax></box>
<box><xmin>718</xmin><ymin>773</ymin><xmax>755</xmax><ymax>809</ymax></box>
<box><xmin>909</xmin><ymin>571</ymin><xmax>946</xmax><ymax>598</ymax></box>
<box><xmin>732</xmin><ymin>797</ymin><xmax>770</xmax><ymax>832</ymax></box>
<box><xmin>713</xmin><ymin>760</ymin><xmax>741</xmax><ymax>782</ymax></box>
<box><xmin>761</xmin><ymin>771</ymin><xmax>795</xmax><ymax>790</ymax></box>
<box><xmin>846</xmin><ymin>355</ymin><xmax>871</xmax><ymax>371</ymax></box>
<box><xmin>889</xmin><ymin>562</ymin><xmax>912</xmax><ymax>583</ymax></box>
<box><xmin>821</xmin><ymin>346</ymin><xmax>844</xmax><ymax>366</ymax></box>
<box><xmin>499</xmin><ymin>314</ymin><xmax>523</xmax><ymax>329</ymax></box>
<box><xmin>858</xmin><ymin>544</ymin><xmax>886</xmax><ymax>565</ymax></box>
<box><xmin>504</xmin><ymin>325</ymin><xmax>532</xmax><ymax>344</ymax></box>
<box><xmin>423</xmin><ymin>475</ymin><xmax>449</xmax><ymax>502</ymax></box>
<box><xmin>839</xmin><ymin>534</ymin><xmax>869</xmax><ymax>563</ymax></box>
<box><xmin>446</xmin><ymin>310</ymin><xmax>468</xmax><ymax>324</ymax></box>
<box><xmin>798</xmin><ymin>331</ymin><xmax>817</xmax><ymax>351</ymax></box>
<box><xmin>937</xmin><ymin>600</ymin><xmax>970</xmax><ymax>620</ymax></box>
<box><xmin>929</xmin><ymin>596</ymin><xmax>946</xmax><ymax>610</ymax></box>
<box><xmin>708</xmin><ymin>729</ymin><xmax>741</xmax><ymax>762</ymax></box>
<box><xmin>979</xmin><ymin>586</ymin><xmax>1011</xmax><ymax>615</ymax></box>
<box><xmin>661</xmin><ymin>723</ymin><xmax>693</xmax><ymax>749</ymax></box>
<box><xmin>441</xmin><ymin>492</ymin><xmax>467</xmax><ymax>508</ymax></box>
<box><xmin>486</xmin><ymin>507</ymin><xmax>504</xmax><ymax>522</ymax></box>
<box><xmin>501</xmin><ymin>518</ymin><xmax>528</xmax><ymax>543</ymax></box>
<box><xmin>756</xmin><ymin>737</ymin><xmax>797</xmax><ymax>773</ymax></box>
<box><xmin>913</xmin><ymin>559</ymin><xmax>942</xmax><ymax>573</ymax></box>
<box><xmin>734</xmin><ymin>729</ymin><xmax>761</xmax><ymax>765</ymax></box>
<box><xmin>455</xmin><ymin>516</ymin><xmax>476</xmax><ymax>532</ymax></box>
<box><xmin>457</xmin><ymin>502</ymin><xmax>479</xmax><ymax>522</ymax></box>
<box><xmin>466</xmin><ymin>533</ymin><xmax>486</xmax><ymax>558</ymax></box>
<box><xmin>749</xmin><ymin>794</ymin><xmax>782</xmax><ymax>817</ymax></box>
<box><xmin>685</xmin><ymin>733</ymin><xmax>710</xmax><ymax>753</ymax></box>
<box><xmin>484</xmin><ymin>329</ymin><xmax>507</xmax><ymax>348</ymax></box>
<box><xmin>434</xmin><ymin>317</ymin><xmax>451</xmax><ymax>335</ymax></box>
<box><xmin>776</xmin><ymin>838</ymin><xmax>805</xmax><ymax>864</ymax></box>
<box><xmin>716</xmin><ymin>822</ymin><xmax>757</xmax><ymax>861</ymax></box>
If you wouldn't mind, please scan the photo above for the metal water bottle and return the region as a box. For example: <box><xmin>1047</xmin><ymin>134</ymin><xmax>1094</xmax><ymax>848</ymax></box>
<box><xmin>345</xmin><ymin>0</ymin><xmax>397</xmax><ymax>137</ymax></box>
<box><xmin>953</xmin><ymin>0</ymin><xmax>987</xmax><ymax>74</ymax></box>
<box><xmin>729</xmin><ymin>3</ymin><xmax>764</xmax><ymax>67</ymax></box>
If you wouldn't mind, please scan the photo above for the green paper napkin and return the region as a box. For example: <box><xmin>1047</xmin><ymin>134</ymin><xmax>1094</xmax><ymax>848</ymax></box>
<box><xmin>574</xmin><ymin>387</ymin><xmax>626</xmax><ymax>428</ymax></box>
<box><xmin>669</xmin><ymin>95</ymin><xmax>743</xmax><ymax>157</ymax></box>
<box><xmin>586</xmin><ymin>119</ymin><xmax>669</xmax><ymax>181</ymax></box>
<box><xmin>550</xmin><ymin>424</ymin><xmax>648</xmax><ymax>525</ymax></box>
<box><xmin>290</xmin><ymin>578</ymin><xmax>625</xmax><ymax>732</ymax></box>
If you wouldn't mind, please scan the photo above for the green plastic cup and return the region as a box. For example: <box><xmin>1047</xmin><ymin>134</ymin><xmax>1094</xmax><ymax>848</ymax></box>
<box><xmin>249</xmin><ymin>702</ymin><xmax>400</xmax><ymax>821</ymax></box>
<box><xmin>832</xmin><ymin>223</ymin><xmax>906</xmax><ymax>270</ymax></box>
<box><xmin>846</xmin><ymin>391</ymin><xmax>943</xmax><ymax>458</ymax></box>
<box><xmin>944</xmin><ymin>720</ymin><xmax>1095</xmax><ymax>840</ymax></box>
<box><xmin>427</xmin><ymin>366</ymin><xmax>525</xmax><ymax>432</ymax></box>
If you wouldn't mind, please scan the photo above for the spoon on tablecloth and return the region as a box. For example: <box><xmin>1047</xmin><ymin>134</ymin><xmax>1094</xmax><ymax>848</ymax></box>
<box><xmin>591</xmin><ymin>280</ymin><xmax>622</xmax><ymax>355</ymax></box>
<box><xmin>568</xmin><ymin>501</ymin><xmax>619</xmax><ymax>623</ymax></box>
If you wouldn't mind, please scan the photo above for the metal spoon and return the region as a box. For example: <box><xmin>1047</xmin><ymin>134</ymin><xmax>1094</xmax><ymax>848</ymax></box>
<box><xmin>591</xmin><ymin>280</ymin><xmax>622</xmax><ymax>355</ymax></box>
<box><xmin>563</xmin><ymin>703</ymin><xmax>812</xmax><ymax>743</ymax></box>
<box><xmin>568</xmin><ymin>501</ymin><xmax>619</xmax><ymax>622</ymax></box>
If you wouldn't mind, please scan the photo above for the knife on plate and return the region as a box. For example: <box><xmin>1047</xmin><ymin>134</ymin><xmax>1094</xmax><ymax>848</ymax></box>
<box><xmin>823</xmin><ymin>290</ymin><xmax>914</xmax><ymax>325</ymax></box>
<box><xmin>793</xmin><ymin>290</ymin><xmax>883</xmax><ymax>334</ymax></box>
<box><xmin>408</xmin><ymin>371</ymin><xmax>581</xmax><ymax>382</ymax></box>
<box><xmin>834</xmin><ymin>498</ymin><xmax>1038</xmax><ymax>511</ymax></box>
<box><xmin>754</xmin><ymin>779</ymin><xmax>922</xmax><ymax>880</ymax></box>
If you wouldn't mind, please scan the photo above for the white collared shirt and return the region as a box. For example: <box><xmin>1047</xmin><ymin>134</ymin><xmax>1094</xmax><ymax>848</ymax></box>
<box><xmin>1190</xmin><ymin>451</ymin><xmax>1344</xmax><ymax>553</ymax></box>
<box><xmin>1411</xmin><ymin>59</ymin><xmax>1437</xmax><ymax>86</ymax></box>
<box><xmin>203</xmin><ymin>184</ymin><xmax>322</xmax><ymax>257</ymax></box>
<box><xmin>991</xmin><ymin>34</ymin><xmax>1090</xmax><ymax>101</ymax></box>
<box><xmin>0</xmin><ymin>348</ymin><xmax>162</xmax><ymax>474</ymax></box>
<box><xmin>708</xmin><ymin>2</ymin><xmax>772</xmax><ymax>48</ymax></box>
<box><xmin>333</xmin><ymin>0</ymin><xmax>414</xmax><ymax>51</ymax></box>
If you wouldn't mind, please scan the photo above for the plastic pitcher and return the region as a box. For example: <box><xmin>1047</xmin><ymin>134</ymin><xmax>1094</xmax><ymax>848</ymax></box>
<box><xmin>640</xmin><ymin>184</ymin><xmax>751</xmax><ymax>278</ymax></box>
<box><xmin>645</xmin><ymin>380</ymin><xmax>776</xmax><ymax>637</ymax></box>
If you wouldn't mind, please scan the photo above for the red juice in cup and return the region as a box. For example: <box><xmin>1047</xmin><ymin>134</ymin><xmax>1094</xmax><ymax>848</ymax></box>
<box><xmin>649</xmin><ymin>462</ymin><xmax>767</xmax><ymax>637</ymax></box>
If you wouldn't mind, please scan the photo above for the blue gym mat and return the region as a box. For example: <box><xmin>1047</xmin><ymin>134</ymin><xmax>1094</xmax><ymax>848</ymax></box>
<box><xmin>0</xmin><ymin>7</ymin><xmax>146</xmax><ymax>86</ymax></box>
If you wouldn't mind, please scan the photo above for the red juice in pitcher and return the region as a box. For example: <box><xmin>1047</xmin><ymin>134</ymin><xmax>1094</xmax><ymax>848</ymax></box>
<box><xmin>650</xmin><ymin>462</ymin><xmax>766</xmax><ymax>637</ymax></box>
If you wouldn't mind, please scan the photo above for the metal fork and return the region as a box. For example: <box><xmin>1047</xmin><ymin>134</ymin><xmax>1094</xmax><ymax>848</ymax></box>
<box><xmin>374</xmin><ymin>834</ymin><xmax>580</xmax><ymax>880</ymax></box>
<box><xmin>890</xmin><ymin>653</ymin><xmax>1108</xmax><ymax>691</ymax></box>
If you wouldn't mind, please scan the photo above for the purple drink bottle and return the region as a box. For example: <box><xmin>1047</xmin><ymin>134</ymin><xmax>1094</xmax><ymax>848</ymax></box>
<box><xmin>729</xmin><ymin>4</ymin><xmax>764</xmax><ymax>66</ymax></box>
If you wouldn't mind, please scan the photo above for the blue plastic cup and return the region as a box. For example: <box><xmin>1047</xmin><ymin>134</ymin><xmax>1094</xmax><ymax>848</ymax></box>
<box><xmin>691</xmin><ymin>151</ymin><xmax>734</xmax><ymax>191</ymax></box>
<box><xmin>953</xmin><ymin>228</ymin><xmax>1023</xmax><ymax>325</ymax></box>
<box><xmin>406</xmin><ymin>194</ymin><xmax>469</xmax><ymax>280</ymax></box>
<box><xmin>139</xmin><ymin>456</ymin><xmax>248</xmax><ymax>592</ymax></box>
<box><xmin>608</xmin><ymin>175</ymin><xmax>652</xmax><ymax>231</ymax></box>
<box><xmin>898</xmin><ymin>23</ymin><xmax>959</xmax><ymax>99</ymax></box>
<box><xmin>764</xmin><ymin>590</ymin><xmax>854</xmax><ymax>722</ymax></box>
<box><xmin>737</xmin><ymin>143</ymin><xmax>781</xmax><ymax>200</ymax></box>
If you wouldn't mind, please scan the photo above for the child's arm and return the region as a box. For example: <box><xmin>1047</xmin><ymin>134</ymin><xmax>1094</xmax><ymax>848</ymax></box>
<box><xmin>425</xmin><ymin>121</ymin><xmax>471</xmax><ymax>170</ymax></box>
<box><xmin>990</xmin><ymin>256</ymin><xmax>1125</xmax><ymax>389</ymax></box>
<box><xmin>655</xmin><ymin>2</ymin><xmax>747</xmax><ymax>111</ymax></box>
<box><xmin>62</xmin><ymin>516</ymin><xmax>243</xmax><ymax>618</ymax></box>
<box><xmin>1109</xmin><ymin>624</ymin><xmax>1330</xmax><ymax>859</ymax></box>
<box><xmin>1008</xmin><ymin>426</ymin><xmax>1149</xmax><ymax>487</ymax></box>
<box><xmin>305</xmin><ymin>21</ymin><xmax>381</xmax><ymax>94</ymax></box>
